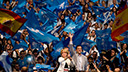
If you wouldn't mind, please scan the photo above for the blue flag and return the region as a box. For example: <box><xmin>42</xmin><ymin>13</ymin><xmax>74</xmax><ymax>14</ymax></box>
<box><xmin>51</xmin><ymin>41</ymin><xmax>63</xmax><ymax>60</ymax></box>
<box><xmin>40</xmin><ymin>21</ymin><xmax>55</xmax><ymax>33</ymax></box>
<box><xmin>81</xmin><ymin>38</ymin><xmax>96</xmax><ymax>52</ymax></box>
<box><xmin>74</xmin><ymin>19</ymin><xmax>85</xmax><ymax>32</ymax></box>
<box><xmin>63</xmin><ymin>21</ymin><xmax>77</xmax><ymax>34</ymax></box>
<box><xmin>67</xmin><ymin>5</ymin><xmax>81</xmax><ymax>14</ymax></box>
<box><xmin>12</xmin><ymin>31</ymin><xmax>21</xmax><ymax>41</ymax></box>
<box><xmin>12</xmin><ymin>6</ymin><xmax>28</xmax><ymax>17</ymax></box>
<box><xmin>96</xmin><ymin>37</ymin><xmax>110</xmax><ymax>52</ymax></box>
<box><xmin>96</xmin><ymin>28</ymin><xmax>111</xmax><ymax>38</ymax></box>
<box><xmin>63</xmin><ymin>23</ymin><xmax>89</xmax><ymax>47</ymax></box>
<box><xmin>13</xmin><ymin>39</ymin><xmax>28</xmax><ymax>50</ymax></box>
<box><xmin>93</xmin><ymin>6</ymin><xmax>110</xmax><ymax>12</ymax></box>
<box><xmin>36</xmin><ymin>64</ymin><xmax>54</xmax><ymax>71</ymax></box>
<box><xmin>29</xmin><ymin>38</ymin><xmax>44</xmax><ymax>51</ymax></box>
<box><xmin>17</xmin><ymin>0</ymin><xmax>26</xmax><ymax>8</ymax></box>
<box><xmin>26</xmin><ymin>26</ymin><xmax>59</xmax><ymax>44</ymax></box>
<box><xmin>24</xmin><ymin>9</ymin><xmax>41</xmax><ymax>29</ymax></box>
<box><xmin>0</xmin><ymin>51</ymin><xmax>13</xmax><ymax>72</ymax></box>
<box><xmin>0</xmin><ymin>0</ymin><xmax>4</xmax><ymax>8</ymax></box>
<box><xmin>95</xmin><ymin>28</ymin><xmax>117</xmax><ymax>52</ymax></box>
<box><xmin>91</xmin><ymin>0</ymin><xmax>98</xmax><ymax>2</ymax></box>
<box><xmin>44</xmin><ymin>0</ymin><xmax>68</xmax><ymax>12</ymax></box>
<box><xmin>95</xmin><ymin>28</ymin><xmax>110</xmax><ymax>51</ymax></box>
<box><xmin>43</xmin><ymin>0</ymin><xmax>65</xmax><ymax>7</ymax></box>
<box><xmin>35</xmin><ymin>1</ymin><xmax>47</xmax><ymax>9</ymax></box>
<box><xmin>0</xmin><ymin>30</ymin><xmax>11</xmax><ymax>39</ymax></box>
<box><xmin>92</xmin><ymin>6</ymin><xmax>110</xmax><ymax>15</ymax></box>
<box><xmin>58</xmin><ymin>0</ymin><xmax>68</xmax><ymax>9</ymax></box>
<box><xmin>38</xmin><ymin>8</ymin><xmax>57</xmax><ymax>32</ymax></box>
<box><xmin>38</xmin><ymin>8</ymin><xmax>57</xmax><ymax>23</ymax></box>
<box><xmin>73</xmin><ymin>23</ymin><xmax>89</xmax><ymax>46</ymax></box>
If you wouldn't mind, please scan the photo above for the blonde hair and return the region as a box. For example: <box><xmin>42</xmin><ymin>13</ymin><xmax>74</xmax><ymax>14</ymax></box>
<box><xmin>60</xmin><ymin>49</ymin><xmax>69</xmax><ymax>55</ymax></box>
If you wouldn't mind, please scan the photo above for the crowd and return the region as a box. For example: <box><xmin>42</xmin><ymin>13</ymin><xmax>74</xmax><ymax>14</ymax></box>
<box><xmin>0</xmin><ymin>0</ymin><xmax>128</xmax><ymax>72</ymax></box>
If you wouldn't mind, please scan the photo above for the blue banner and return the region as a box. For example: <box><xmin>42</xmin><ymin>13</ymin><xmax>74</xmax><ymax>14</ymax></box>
<box><xmin>24</xmin><ymin>9</ymin><xmax>41</xmax><ymax>29</ymax></box>
<box><xmin>29</xmin><ymin>38</ymin><xmax>44</xmax><ymax>51</ymax></box>
<box><xmin>17</xmin><ymin>0</ymin><xmax>26</xmax><ymax>8</ymax></box>
<box><xmin>26</xmin><ymin>26</ymin><xmax>59</xmax><ymax>44</ymax></box>
<box><xmin>35</xmin><ymin>1</ymin><xmax>47</xmax><ymax>9</ymax></box>
<box><xmin>12</xmin><ymin>6</ymin><xmax>29</xmax><ymax>17</ymax></box>
<box><xmin>63</xmin><ymin>21</ymin><xmax>77</xmax><ymax>33</ymax></box>
<box><xmin>63</xmin><ymin>23</ymin><xmax>89</xmax><ymax>47</ymax></box>
<box><xmin>92</xmin><ymin>6</ymin><xmax>110</xmax><ymax>15</ymax></box>
<box><xmin>81</xmin><ymin>38</ymin><xmax>96</xmax><ymax>52</ymax></box>
<box><xmin>67</xmin><ymin>5</ymin><xmax>81</xmax><ymax>14</ymax></box>
<box><xmin>95</xmin><ymin>28</ymin><xmax>117</xmax><ymax>52</ymax></box>
<box><xmin>13</xmin><ymin>39</ymin><xmax>28</xmax><ymax>50</ymax></box>
<box><xmin>38</xmin><ymin>8</ymin><xmax>57</xmax><ymax>32</ymax></box>
<box><xmin>51</xmin><ymin>41</ymin><xmax>63</xmax><ymax>60</ymax></box>
<box><xmin>43</xmin><ymin>0</ymin><xmax>65</xmax><ymax>7</ymax></box>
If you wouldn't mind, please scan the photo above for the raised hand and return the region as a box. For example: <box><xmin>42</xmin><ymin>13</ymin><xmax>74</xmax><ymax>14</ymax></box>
<box><xmin>69</xmin><ymin>32</ymin><xmax>74</xmax><ymax>39</ymax></box>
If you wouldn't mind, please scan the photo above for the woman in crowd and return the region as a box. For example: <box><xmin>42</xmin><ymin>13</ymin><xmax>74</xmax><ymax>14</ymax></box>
<box><xmin>57</xmin><ymin>49</ymin><xmax>71</xmax><ymax>72</ymax></box>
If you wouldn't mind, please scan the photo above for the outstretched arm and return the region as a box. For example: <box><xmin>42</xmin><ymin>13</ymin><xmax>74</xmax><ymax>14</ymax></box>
<box><xmin>69</xmin><ymin>33</ymin><xmax>75</xmax><ymax>56</ymax></box>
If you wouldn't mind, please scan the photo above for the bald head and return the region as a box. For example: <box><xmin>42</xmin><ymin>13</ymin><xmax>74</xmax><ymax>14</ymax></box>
<box><xmin>114</xmin><ymin>68</ymin><xmax>120</xmax><ymax>72</ymax></box>
<box><xmin>21</xmin><ymin>67</ymin><xmax>28</xmax><ymax>72</ymax></box>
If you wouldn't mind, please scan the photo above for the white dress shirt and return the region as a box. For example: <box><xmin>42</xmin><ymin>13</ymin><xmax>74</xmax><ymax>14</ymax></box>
<box><xmin>77</xmin><ymin>54</ymin><xmax>83</xmax><ymax>71</ymax></box>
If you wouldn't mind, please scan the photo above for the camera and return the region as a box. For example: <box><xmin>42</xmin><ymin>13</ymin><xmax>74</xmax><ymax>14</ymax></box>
<box><xmin>100</xmin><ymin>50</ymin><xmax>107</xmax><ymax>57</ymax></box>
<box><xmin>89</xmin><ymin>62</ymin><xmax>95</xmax><ymax>69</ymax></box>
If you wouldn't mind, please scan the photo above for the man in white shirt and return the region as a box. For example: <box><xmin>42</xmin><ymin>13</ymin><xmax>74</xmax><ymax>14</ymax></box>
<box><xmin>69</xmin><ymin>33</ymin><xmax>88</xmax><ymax>72</ymax></box>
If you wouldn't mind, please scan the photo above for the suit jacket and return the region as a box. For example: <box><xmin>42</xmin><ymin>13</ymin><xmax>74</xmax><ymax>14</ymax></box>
<box><xmin>69</xmin><ymin>44</ymin><xmax>88</xmax><ymax>71</ymax></box>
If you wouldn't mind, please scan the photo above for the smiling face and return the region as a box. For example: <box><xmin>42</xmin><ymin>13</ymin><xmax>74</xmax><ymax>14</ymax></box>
<box><xmin>111</xmin><ymin>50</ymin><xmax>115</xmax><ymax>57</ymax></box>
<box><xmin>62</xmin><ymin>52</ymin><xmax>68</xmax><ymax>58</ymax></box>
<box><xmin>113</xmin><ymin>0</ymin><xmax>116</xmax><ymax>5</ymax></box>
<box><xmin>61</xmin><ymin>49</ymin><xmax>68</xmax><ymax>58</ymax></box>
<box><xmin>85</xmin><ymin>3</ymin><xmax>88</xmax><ymax>9</ymax></box>
<box><xmin>15</xmin><ymin>64</ymin><xmax>20</xmax><ymax>70</ymax></box>
<box><xmin>82</xmin><ymin>14</ymin><xmax>85</xmax><ymax>20</ymax></box>
<box><xmin>86</xmin><ymin>0</ymin><xmax>89</xmax><ymax>3</ymax></box>
<box><xmin>38</xmin><ymin>59</ymin><xmax>43</xmax><ymax>64</ymax></box>
<box><xmin>123</xmin><ymin>44</ymin><xmax>127</xmax><ymax>49</ymax></box>
<box><xmin>76</xmin><ymin>46</ymin><xmax>82</xmax><ymax>54</ymax></box>
<box><xmin>28</xmin><ymin>50</ymin><xmax>32</xmax><ymax>55</ymax></box>
<box><xmin>91</xmin><ymin>30</ymin><xmax>96</xmax><ymax>36</ymax></box>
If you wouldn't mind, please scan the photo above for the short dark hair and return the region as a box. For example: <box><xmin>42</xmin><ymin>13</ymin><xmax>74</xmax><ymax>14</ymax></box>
<box><xmin>20</xmin><ymin>50</ymin><xmax>25</xmax><ymax>55</ymax></box>
<box><xmin>37</xmin><ymin>56</ymin><xmax>44</xmax><ymax>63</ymax></box>
<box><xmin>32</xmin><ymin>49</ymin><xmax>39</xmax><ymax>54</ymax></box>
<box><xmin>88</xmin><ymin>56</ymin><xmax>93</xmax><ymax>60</ymax></box>
<box><xmin>91</xmin><ymin>30</ymin><xmax>95</xmax><ymax>33</ymax></box>
<box><xmin>76</xmin><ymin>45</ymin><xmax>82</xmax><ymax>50</ymax></box>
<box><xmin>104</xmin><ymin>23</ymin><xmax>108</xmax><ymax>26</ymax></box>
<box><xmin>109</xmin><ymin>19</ymin><xmax>114</xmax><ymax>23</ymax></box>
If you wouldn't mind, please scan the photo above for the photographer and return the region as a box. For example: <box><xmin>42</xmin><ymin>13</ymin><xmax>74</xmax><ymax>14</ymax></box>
<box><xmin>86</xmin><ymin>57</ymin><xmax>100</xmax><ymax>72</ymax></box>
<box><xmin>102</xmin><ymin>48</ymin><xmax>120</xmax><ymax>71</ymax></box>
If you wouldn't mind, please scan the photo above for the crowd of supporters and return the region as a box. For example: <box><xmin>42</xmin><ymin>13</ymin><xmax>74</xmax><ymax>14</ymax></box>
<box><xmin>0</xmin><ymin>0</ymin><xmax>128</xmax><ymax>72</ymax></box>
